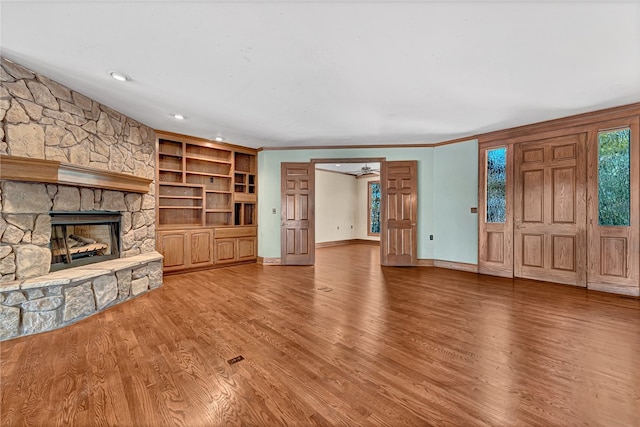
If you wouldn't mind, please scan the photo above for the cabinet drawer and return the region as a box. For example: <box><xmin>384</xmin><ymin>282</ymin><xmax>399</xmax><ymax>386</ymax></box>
<box><xmin>215</xmin><ymin>226</ymin><xmax>256</xmax><ymax>239</ymax></box>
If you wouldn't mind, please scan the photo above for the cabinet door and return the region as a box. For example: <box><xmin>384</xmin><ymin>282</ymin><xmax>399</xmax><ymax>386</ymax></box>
<box><xmin>214</xmin><ymin>238</ymin><xmax>237</xmax><ymax>264</ymax></box>
<box><xmin>158</xmin><ymin>231</ymin><xmax>187</xmax><ymax>271</ymax></box>
<box><xmin>237</xmin><ymin>237</ymin><xmax>256</xmax><ymax>261</ymax></box>
<box><xmin>189</xmin><ymin>230</ymin><xmax>213</xmax><ymax>268</ymax></box>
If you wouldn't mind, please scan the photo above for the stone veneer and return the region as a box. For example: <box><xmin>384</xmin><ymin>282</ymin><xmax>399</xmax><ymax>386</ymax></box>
<box><xmin>0</xmin><ymin>57</ymin><xmax>163</xmax><ymax>339</ymax></box>
<box><xmin>0</xmin><ymin>181</ymin><xmax>157</xmax><ymax>280</ymax></box>
<box><xmin>0</xmin><ymin>252</ymin><xmax>162</xmax><ymax>340</ymax></box>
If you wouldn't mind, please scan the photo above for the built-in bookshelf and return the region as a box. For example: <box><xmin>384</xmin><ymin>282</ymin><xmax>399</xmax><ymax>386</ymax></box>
<box><xmin>233</xmin><ymin>152</ymin><xmax>256</xmax><ymax>226</ymax></box>
<box><xmin>156</xmin><ymin>131</ymin><xmax>258</xmax><ymax>272</ymax></box>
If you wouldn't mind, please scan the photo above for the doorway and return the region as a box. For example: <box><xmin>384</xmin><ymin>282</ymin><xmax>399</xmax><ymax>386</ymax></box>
<box><xmin>280</xmin><ymin>158</ymin><xmax>418</xmax><ymax>266</ymax></box>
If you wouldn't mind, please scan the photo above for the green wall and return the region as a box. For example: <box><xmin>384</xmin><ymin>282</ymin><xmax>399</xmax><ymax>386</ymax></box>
<box><xmin>257</xmin><ymin>141</ymin><xmax>478</xmax><ymax>263</ymax></box>
<box><xmin>433</xmin><ymin>140</ymin><xmax>479</xmax><ymax>264</ymax></box>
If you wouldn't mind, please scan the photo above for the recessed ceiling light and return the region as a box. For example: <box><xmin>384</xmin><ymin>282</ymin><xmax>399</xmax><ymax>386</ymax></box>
<box><xmin>172</xmin><ymin>113</ymin><xmax>186</xmax><ymax>120</ymax></box>
<box><xmin>109</xmin><ymin>71</ymin><xmax>130</xmax><ymax>82</ymax></box>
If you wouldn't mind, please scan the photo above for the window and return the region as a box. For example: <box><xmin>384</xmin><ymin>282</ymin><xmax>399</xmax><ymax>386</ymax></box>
<box><xmin>598</xmin><ymin>128</ymin><xmax>630</xmax><ymax>226</ymax></box>
<box><xmin>486</xmin><ymin>147</ymin><xmax>507</xmax><ymax>223</ymax></box>
<box><xmin>368</xmin><ymin>181</ymin><xmax>381</xmax><ymax>235</ymax></box>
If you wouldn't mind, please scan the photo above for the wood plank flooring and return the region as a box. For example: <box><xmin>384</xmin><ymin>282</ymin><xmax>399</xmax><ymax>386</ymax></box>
<box><xmin>2</xmin><ymin>244</ymin><xmax>640</xmax><ymax>426</ymax></box>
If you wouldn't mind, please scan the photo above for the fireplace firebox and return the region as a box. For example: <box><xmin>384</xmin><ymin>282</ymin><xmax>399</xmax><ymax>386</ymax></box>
<box><xmin>50</xmin><ymin>211</ymin><xmax>121</xmax><ymax>271</ymax></box>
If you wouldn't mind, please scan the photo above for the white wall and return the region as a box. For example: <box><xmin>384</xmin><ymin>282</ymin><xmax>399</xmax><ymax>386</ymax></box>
<box><xmin>355</xmin><ymin>175</ymin><xmax>381</xmax><ymax>241</ymax></box>
<box><xmin>315</xmin><ymin>169</ymin><xmax>357</xmax><ymax>243</ymax></box>
<box><xmin>257</xmin><ymin>141</ymin><xmax>478</xmax><ymax>263</ymax></box>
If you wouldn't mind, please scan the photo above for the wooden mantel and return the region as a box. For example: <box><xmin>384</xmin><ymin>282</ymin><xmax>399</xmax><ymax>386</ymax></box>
<box><xmin>0</xmin><ymin>155</ymin><xmax>152</xmax><ymax>194</ymax></box>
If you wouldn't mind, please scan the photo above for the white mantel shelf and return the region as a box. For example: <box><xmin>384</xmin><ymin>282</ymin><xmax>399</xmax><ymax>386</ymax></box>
<box><xmin>0</xmin><ymin>155</ymin><xmax>152</xmax><ymax>194</ymax></box>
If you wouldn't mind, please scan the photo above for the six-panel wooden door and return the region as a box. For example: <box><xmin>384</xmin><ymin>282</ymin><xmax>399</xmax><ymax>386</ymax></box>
<box><xmin>380</xmin><ymin>160</ymin><xmax>418</xmax><ymax>266</ymax></box>
<box><xmin>281</xmin><ymin>163</ymin><xmax>315</xmax><ymax>265</ymax></box>
<box><xmin>514</xmin><ymin>134</ymin><xmax>587</xmax><ymax>286</ymax></box>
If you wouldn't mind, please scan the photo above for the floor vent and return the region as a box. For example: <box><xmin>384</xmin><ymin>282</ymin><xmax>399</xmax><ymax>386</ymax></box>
<box><xmin>227</xmin><ymin>355</ymin><xmax>245</xmax><ymax>365</ymax></box>
<box><xmin>317</xmin><ymin>287</ymin><xmax>333</xmax><ymax>292</ymax></box>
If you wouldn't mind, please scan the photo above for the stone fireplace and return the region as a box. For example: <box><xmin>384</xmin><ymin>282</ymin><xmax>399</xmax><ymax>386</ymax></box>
<box><xmin>0</xmin><ymin>57</ymin><xmax>164</xmax><ymax>340</ymax></box>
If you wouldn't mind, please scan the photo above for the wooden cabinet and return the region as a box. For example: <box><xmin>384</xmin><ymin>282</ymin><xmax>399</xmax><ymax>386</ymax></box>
<box><xmin>158</xmin><ymin>229</ymin><xmax>214</xmax><ymax>272</ymax></box>
<box><xmin>214</xmin><ymin>227</ymin><xmax>257</xmax><ymax>264</ymax></box>
<box><xmin>156</xmin><ymin>131</ymin><xmax>258</xmax><ymax>272</ymax></box>
<box><xmin>237</xmin><ymin>236</ymin><xmax>257</xmax><ymax>261</ymax></box>
<box><xmin>158</xmin><ymin>231</ymin><xmax>188</xmax><ymax>271</ymax></box>
<box><xmin>189</xmin><ymin>230</ymin><xmax>214</xmax><ymax>269</ymax></box>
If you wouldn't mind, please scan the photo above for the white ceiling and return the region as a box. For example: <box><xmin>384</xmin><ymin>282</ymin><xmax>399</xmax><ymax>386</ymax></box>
<box><xmin>2</xmin><ymin>1</ymin><xmax>639</xmax><ymax>149</ymax></box>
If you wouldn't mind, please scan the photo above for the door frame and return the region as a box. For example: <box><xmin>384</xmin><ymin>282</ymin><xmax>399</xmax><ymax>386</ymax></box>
<box><xmin>280</xmin><ymin>157</ymin><xmax>386</xmax><ymax>264</ymax></box>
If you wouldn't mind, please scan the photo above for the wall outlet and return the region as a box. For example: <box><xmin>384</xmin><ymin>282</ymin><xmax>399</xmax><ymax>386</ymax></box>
<box><xmin>272</xmin><ymin>208</ymin><xmax>276</xmax><ymax>214</ymax></box>
<box><xmin>337</xmin><ymin>226</ymin><xmax>340</xmax><ymax>230</ymax></box>
<box><xmin>429</xmin><ymin>234</ymin><xmax>434</xmax><ymax>240</ymax></box>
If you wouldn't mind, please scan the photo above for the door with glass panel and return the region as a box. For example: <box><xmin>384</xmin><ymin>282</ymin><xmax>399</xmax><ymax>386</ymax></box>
<box><xmin>478</xmin><ymin>145</ymin><xmax>514</xmax><ymax>277</ymax></box>
<box><xmin>514</xmin><ymin>134</ymin><xmax>587</xmax><ymax>286</ymax></box>
<box><xmin>587</xmin><ymin>118</ymin><xmax>639</xmax><ymax>295</ymax></box>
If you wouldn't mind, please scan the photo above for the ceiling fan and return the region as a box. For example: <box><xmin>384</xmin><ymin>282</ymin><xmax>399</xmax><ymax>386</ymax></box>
<box><xmin>348</xmin><ymin>163</ymin><xmax>380</xmax><ymax>177</ymax></box>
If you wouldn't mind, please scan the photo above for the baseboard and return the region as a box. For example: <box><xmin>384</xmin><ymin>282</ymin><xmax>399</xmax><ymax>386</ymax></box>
<box><xmin>588</xmin><ymin>282</ymin><xmax>640</xmax><ymax>297</ymax></box>
<box><xmin>259</xmin><ymin>254</ymin><xmax>477</xmax><ymax>274</ymax></box>
<box><xmin>417</xmin><ymin>259</ymin><xmax>479</xmax><ymax>273</ymax></box>
<box><xmin>315</xmin><ymin>239</ymin><xmax>380</xmax><ymax>248</ymax></box>
<box><xmin>257</xmin><ymin>256</ymin><xmax>281</xmax><ymax>265</ymax></box>
<box><xmin>433</xmin><ymin>259</ymin><xmax>479</xmax><ymax>273</ymax></box>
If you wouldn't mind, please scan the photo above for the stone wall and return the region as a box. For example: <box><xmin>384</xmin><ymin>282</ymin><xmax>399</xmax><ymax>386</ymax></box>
<box><xmin>0</xmin><ymin>57</ymin><xmax>157</xmax><ymax>282</ymax></box>
<box><xmin>0</xmin><ymin>57</ymin><xmax>163</xmax><ymax>340</ymax></box>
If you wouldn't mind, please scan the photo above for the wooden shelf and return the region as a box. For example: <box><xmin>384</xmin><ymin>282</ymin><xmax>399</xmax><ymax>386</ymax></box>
<box><xmin>159</xmin><ymin>167</ymin><xmax>183</xmax><ymax>173</ymax></box>
<box><xmin>0</xmin><ymin>155</ymin><xmax>152</xmax><ymax>193</ymax></box>
<box><xmin>158</xmin><ymin>195</ymin><xmax>202</xmax><ymax>199</ymax></box>
<box><xmin>185</xmin><ymin>171</ymin><xmax>231</xmax><ymax>178</ymax></box>
<box><xmin>158</xmin><ymin>152</ymin><xmax>183</xmax><ymax>158</ymax></box>
<box><xmin>185</xmin><ymin>155</ymin><xmax>232</xmax><ymax>164</ymax></box>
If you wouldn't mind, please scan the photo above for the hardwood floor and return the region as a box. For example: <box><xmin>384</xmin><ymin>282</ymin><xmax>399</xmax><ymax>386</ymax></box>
<box><xmin>2</xmin><ymin>245</ymin><xmax>639</xmax><ymax>426</ymax></box>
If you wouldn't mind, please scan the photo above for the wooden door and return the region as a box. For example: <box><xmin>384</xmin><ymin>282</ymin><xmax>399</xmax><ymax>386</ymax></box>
<box><xmin>514</xmin><ymin>134</ymin><xmax>587</xmax><ymax>286</ymax></box>
<box><xmin>281</xmin><ymin>163</ymin><xmax>315</xmax><ymax>265</ymax></box>
<box><xmin>586</xmin><ymin>118</ymin><xmax>639</xmax><ymax>295</ymax></box>
<box><xmin>380</xmin><ymin>160</ymin><xmax>417</xmax><ymax>266</ymax></box>
<box><xmin>478</xmin><ymin>145</ymin><xmax>514</xmax><ymax>278</ymax></box>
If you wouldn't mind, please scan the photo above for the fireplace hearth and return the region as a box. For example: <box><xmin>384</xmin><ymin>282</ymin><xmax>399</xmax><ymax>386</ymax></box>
<box><xmin>50</xmin><ymin>211</ymin><xmax>121</xmax><ymax>271</ymax></box>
